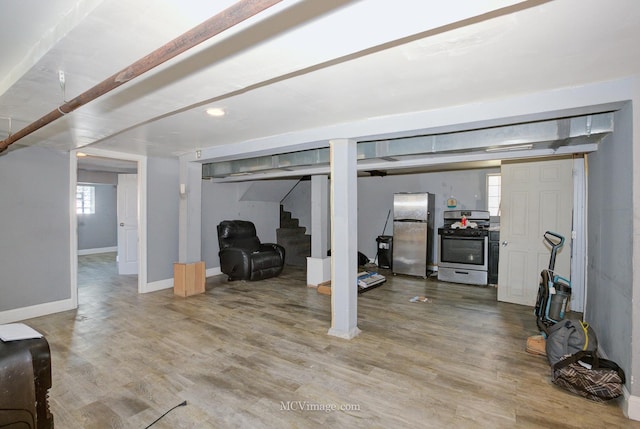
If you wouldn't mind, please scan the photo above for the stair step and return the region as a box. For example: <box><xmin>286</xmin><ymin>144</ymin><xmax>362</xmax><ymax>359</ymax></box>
<box><xmin>286</xmin><ymin>257</ymin><xmax>308</xmax><ymax>267</ymax></box>
<box><xmin>278</xmin><ymin>236</ymin><xmax>311</xmax><ymax>249</ymax></box>
<box><xmin>285</xmin><ymin>250</ymin><xmax>310</xmax><ymax>266</ymax></box>
<box><xmin>279</xmin><ymin>217</ymin><xmax>299</xmax><ymax>227</ymax></box>
<box><xmin>292</xmin><ymin>242</ymin><xmax>311</xmax><ymax>254</ymax></box>
<box><xmin>280</xmin><ymin>207</ymin><xmax>300</xmax><ymax>228</ymax></box>
<box><xmin>278</xmin><ymin>241</ymin><xmax>311</xmax><ymax>256</ymax></box>
<box><xmin>280</xmin><ymin>240</ymin><xmax>311</xmax><ymax>265</ymax></box>
<box><xmin>279</xmin><ymin>204</ymin><xmax>310</xmax><ymax>267</ymax></box>
<box><xmin>281</xmin><ymin>219</ymin><xmax>299</xmax><ymax>228</ymax></box>
<box><xmin>277</xmin><ymin>226</ymin><xmax>306</xmax><ymax>237</ymax></box>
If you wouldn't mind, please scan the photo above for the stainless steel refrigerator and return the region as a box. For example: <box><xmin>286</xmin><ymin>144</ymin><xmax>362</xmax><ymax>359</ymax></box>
<box><xmin>392</xmin><ymin>192</ymin><xmax>435</xmax><ymax>277</ymax></box>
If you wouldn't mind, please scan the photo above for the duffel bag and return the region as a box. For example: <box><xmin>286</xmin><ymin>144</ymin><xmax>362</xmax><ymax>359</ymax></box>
<box><xmin>546</xmin><ymin>319</ymin><xmax>597</xmax><ymax>367</ymax></box>
<box><xmin>552</xmin><ymin>350</ymin><xmax>625</xmax><ymax>402</ymax></box>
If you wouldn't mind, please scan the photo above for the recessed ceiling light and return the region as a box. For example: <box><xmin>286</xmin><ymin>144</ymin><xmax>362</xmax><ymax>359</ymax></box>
<box><xmin>206</xmin><ymin>107</ymin><xmax>225</xmax><ymax>117</ymax></box>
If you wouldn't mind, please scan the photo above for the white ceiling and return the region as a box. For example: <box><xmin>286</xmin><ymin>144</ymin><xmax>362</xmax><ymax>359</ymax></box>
<box><xmin>1</xmin><ymin>0</ymin><xmax>640</xmax><ymax>170</ymax></box>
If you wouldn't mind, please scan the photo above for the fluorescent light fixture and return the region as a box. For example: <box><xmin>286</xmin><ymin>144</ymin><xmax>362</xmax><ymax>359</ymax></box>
<box><xmin>76</xmin><ymin>152</ymin><xmax>88</xmax><ymax>157</ymax></box>
<box><xmin>485</xmin><ymin>144</ymin><xmax>533</xmax><ymax>153</ymax></box>
<box><xmin>206</xmin><ymin>107</ymin><xmax>225</xmax><ymax>117</ymax></box>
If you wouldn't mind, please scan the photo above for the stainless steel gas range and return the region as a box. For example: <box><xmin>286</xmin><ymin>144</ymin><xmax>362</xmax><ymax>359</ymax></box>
<box><xmin>437</xmin><ymin>210</ymin><xmax>491</xmax><ymax>286</ymax></box>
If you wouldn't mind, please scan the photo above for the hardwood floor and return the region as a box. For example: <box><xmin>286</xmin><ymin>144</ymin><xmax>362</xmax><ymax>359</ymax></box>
<box><xmin>23</xmin><ymin>253</ymin><xmax>638</xmax><ymax>428</ymax></box>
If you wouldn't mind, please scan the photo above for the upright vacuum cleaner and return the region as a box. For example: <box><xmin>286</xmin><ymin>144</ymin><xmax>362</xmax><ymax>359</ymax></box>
<box><xmin>534</xmin><ymin>231</ymin><xmax>572</xmax><ymax>336</ymax></box>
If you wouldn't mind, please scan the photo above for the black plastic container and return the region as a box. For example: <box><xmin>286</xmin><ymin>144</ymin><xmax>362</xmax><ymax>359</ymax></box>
<box><xmin>376</xmin><ymin>235</ymin><xmax>393</xmax><ymax>269</ymax></box>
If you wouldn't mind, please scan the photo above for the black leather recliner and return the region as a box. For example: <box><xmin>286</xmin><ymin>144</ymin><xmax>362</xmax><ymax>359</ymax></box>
<box><xmin>217</xmin><ymin>220</ymin><xmax>285</xmax><ymax>281</ymax></box>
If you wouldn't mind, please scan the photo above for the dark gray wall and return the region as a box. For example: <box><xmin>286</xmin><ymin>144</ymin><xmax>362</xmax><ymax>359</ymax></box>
<box><xmin>77</xmin><ymin>169</ymin><xmax>118</xmax><ymax>185</ymax></box>
<box><xmin>0</xmin><ymin>147</ymin><xmax>71</xmax><ymax>311</ymax></box>
<box><xmin>147</xmin><ymin>157</ymin><xmax>180</xmax><ymax>283</ymax></box>
<box><xmin>77</xmin><ymin>183</ymin><xmax>117</xmax><ymax>250</ymax></box>
<box><xmin>202</xmin><ymin>180</ymin><xmax>280</xmax><ymax>269</ymax></box>
<box><xmin>586</xmin><ymin>102</ymin><xmax>633</xmax><ymax>391</ymax></box>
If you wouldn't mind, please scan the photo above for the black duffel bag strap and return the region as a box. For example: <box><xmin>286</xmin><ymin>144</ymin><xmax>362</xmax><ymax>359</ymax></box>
<box><xmin>552</xmin><ymin>350</ymin><xmax>594</xmax><ymax>371</ymax></box>
<box><xmin>553</xmin><ymin>350</ymin><xmax>626</xmax><ymax>384</ymax></box>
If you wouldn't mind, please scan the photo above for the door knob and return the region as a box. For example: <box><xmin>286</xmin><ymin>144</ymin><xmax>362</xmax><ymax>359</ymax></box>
<box><xmin>120</xmin><ymin>222</ymin><xmax>125</xmax><ymax>227</ymax></box>
<box><xmin>501</xmin><ymin>240</ymin><xmax>508</xmax><ymax>247</ymax></box>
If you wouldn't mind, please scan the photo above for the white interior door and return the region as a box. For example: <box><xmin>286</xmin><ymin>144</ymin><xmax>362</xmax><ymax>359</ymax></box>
<box><xmin>498</xmin><ymin>158</ymin><xmax>573</xmax><ymax>306</ymax></box>
<box><xmin>117</xmin><ymin>174</ymin><xmax>138</xmax><ymax>275</ymax></box>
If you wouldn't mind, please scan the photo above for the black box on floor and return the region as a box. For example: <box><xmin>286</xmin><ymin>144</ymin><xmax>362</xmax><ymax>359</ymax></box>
<box><xmin>0</xmin><ymin>336</ymin><xmax>53</xmax><ymax>429</ymax></box>
<box><xmin>376</xmin><ymin>235</ymin><xmax>393</xmax><ymax>269</ymax></box>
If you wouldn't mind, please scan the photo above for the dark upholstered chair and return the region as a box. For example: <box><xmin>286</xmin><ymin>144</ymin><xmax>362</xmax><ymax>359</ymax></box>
<box><xmin>217</xmin><ymin>220</ymin><xmax>285</xmax><ymax>281</ymax></box>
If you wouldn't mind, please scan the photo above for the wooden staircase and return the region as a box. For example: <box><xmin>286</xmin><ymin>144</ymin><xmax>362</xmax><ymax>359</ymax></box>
<box><xmin>277</xmin><ymin>206</ymin><xmax>311</xmax><ymax>267</ymax></box>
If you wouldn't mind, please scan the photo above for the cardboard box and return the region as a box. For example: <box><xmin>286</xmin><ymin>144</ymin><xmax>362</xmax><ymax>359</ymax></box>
<box><xmin>174</xmin><ymin>261</ymin><xmax>205</xmax><ymax>297</ymax></box>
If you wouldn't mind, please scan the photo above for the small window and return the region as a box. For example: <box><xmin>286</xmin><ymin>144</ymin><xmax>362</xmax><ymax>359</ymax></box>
<box><xmin>76</xmin><ymin>185</ymin><xmax>95</xmax><ymax>214</ymax></box>
<box><xmin>487</xmin><ymin>174</ymin><xmax>501</xmax><ymax>216</ymax></box>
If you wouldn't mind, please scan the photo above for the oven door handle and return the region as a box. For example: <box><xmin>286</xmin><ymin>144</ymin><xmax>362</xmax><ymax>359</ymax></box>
<box><xmin>441</xmin><ymin>235</ymin><xmax>487</xmax><ymax>240</ymax></box>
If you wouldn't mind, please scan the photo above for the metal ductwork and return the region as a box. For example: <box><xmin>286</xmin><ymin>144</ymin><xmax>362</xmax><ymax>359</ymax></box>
<box><xmin>202</xmin><ymin>112</ymin><xmax>614</xmax><ymax>179</ymax></box>
<box><xmin>358</xmin><ymin>113</ymin><xmax>613</xmax><ymax>158</ymax></box>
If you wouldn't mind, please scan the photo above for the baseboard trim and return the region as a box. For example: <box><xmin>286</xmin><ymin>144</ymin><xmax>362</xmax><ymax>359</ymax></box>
<box><xmin>206</xmin><ymin>267</ymin><xmax>222</xmax><ymax>277</ymax></box>
<box><xmin>0</xmin><ymin>267</ymin><xmax>244</xmax><ymax>322</ymax></box>
<box><xmin>142</xmin><ymin>278</ymin><xmax>173</xmax><ymax>294</ymax></box>
<box><xmin>78</xmin><ymin>246</ymin><xmax>117</xmax><ymax>255</ymax></box>
<box><xmin>142</xmin><ymin>268</ymin><xmax>222</xmax><ymax>294</ymax></box>
<box><xmin>0</xmin><ymin>298</ymin><xmax>76</xmax><ymax>324</ymax></box>
<box><xmin>327</xmin><ymin>326</ymin><xmax>361</xmax><ymax>340</ymax></box>
<box><xmin>624</xmin><ymin>390</ymin><xmax>640</xmax><ymax>421</ymax></box>
<box><xmin>598</xmin><ymin>350</ymin><xmax>638</xmax><ymax>421</ymax></box>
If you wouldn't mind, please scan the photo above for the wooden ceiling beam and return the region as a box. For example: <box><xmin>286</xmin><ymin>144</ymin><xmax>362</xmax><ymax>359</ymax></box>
<box><xmin>0</xmin><ymin>0</ymin><xmax>282</xmax><ymax>153</ymax></box>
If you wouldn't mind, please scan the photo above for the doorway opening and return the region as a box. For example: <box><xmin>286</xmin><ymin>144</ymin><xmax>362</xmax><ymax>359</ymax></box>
<box><xmin>70</xmin><ymin>148</ymin><xmax>148</xmax><ymax>309</ymax></box>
